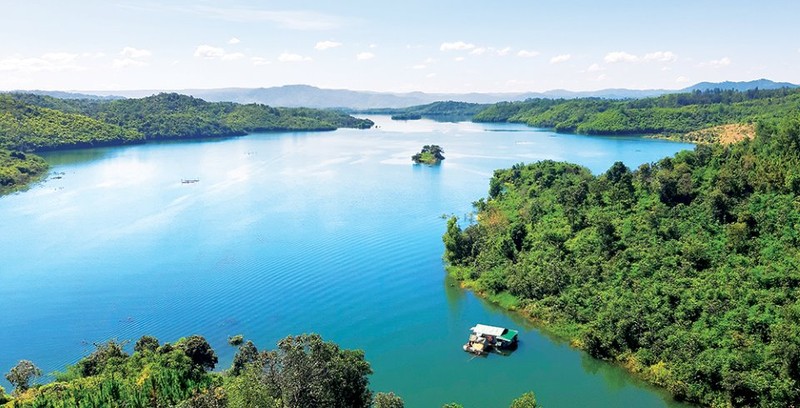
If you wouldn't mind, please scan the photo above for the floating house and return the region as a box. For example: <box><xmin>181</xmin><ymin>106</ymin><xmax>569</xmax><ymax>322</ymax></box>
<box><xmin>463</xmin><ymin>324</ymin><xmax>519</xmax><ymax>355</ymax></box>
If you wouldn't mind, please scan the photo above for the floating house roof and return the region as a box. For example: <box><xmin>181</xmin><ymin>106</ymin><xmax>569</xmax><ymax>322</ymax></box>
<box><xmin>471</xmin><ymin>324</ymin><xmax>507</xmax><ymax>337</ymax></box>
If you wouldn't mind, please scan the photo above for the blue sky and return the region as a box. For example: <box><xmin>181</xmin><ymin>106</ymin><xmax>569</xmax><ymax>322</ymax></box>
<box><xmin>1</xmin><ymin>0</ymin><xmax>798</xmax><ymax>93</ymax></box>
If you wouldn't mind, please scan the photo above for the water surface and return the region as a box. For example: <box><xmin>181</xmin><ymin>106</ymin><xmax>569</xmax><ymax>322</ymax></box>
<box><xmin>0</xmin><ymin>117</ymin><xmax>694</xmax><ymax>407</ymax></box>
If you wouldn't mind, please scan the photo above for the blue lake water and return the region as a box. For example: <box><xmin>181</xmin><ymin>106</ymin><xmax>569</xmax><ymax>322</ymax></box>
<box><xmin>0</xmin><ymin>116</ymin><xmax>695</xmax><ymax>407</ymax></box>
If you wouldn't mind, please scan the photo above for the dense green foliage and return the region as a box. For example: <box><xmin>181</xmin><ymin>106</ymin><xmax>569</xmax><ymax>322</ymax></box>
<box><xmin>412</xmin><ymin>145</ymin><xmax>445</xmax><ymax>165</ymax></box>
<box><xmin>473</xmin><ymin>88</ymin><xmax>800</xmax><ymax>135</ymax></box>
<box><xmin>0</xmin><ymin>93</ymin><xmax>372</xmax><ymax>194</ymax></box>
<box><xmin>444</xmin><ymin>118</ymin><xmax>800</xmax><ymax>406</ymax></box>
<box><xmin>363</xmin><ymin>101</ymin><xmax>487</xmax><ymax>122</ymax></box>
<box><xmin>0</xmin><ymin>150</ymin><xmax>48</xmax><ymax>194</ymax></box>
<box><xmin>3</xmin><ymin>334</ymin><xmax>376</xmax><ymax>408</ymax></box>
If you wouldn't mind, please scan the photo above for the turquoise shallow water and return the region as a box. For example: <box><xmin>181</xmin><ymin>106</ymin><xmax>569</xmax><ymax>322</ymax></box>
<box><xmin>0</xmin><ymin>116</ymin><xmax>695</xmax><ymax>407</ymax></box>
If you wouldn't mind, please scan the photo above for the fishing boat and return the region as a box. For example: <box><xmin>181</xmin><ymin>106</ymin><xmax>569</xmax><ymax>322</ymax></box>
<box><xmin>463</xmin><ymin>324</ymin><xmax>519</xmax><ymax>355</ymax></box>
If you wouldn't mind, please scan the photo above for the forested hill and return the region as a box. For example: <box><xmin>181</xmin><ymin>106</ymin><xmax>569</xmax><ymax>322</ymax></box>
<box><xmin>443</xmin><ymin>117</ymin><xmax>800</xmax><ymax>406</ymax></box>
<box><xmin>0</xmin><ymin>93</ymin><xmax>373</xmax><ymax>194</ymax></box>
<box><xmin>473</xmin><ymin>87</ymin><xmax>800</xmax><ymax>137</ymax></box>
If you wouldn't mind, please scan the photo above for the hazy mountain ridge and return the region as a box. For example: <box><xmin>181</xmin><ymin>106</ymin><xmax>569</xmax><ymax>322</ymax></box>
<box><xmin>14</xmin><ymin>79</ymin><xmax>797</xmax><ymax>109</ymax></box>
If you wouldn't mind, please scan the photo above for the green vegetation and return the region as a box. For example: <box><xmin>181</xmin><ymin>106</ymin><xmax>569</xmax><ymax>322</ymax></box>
<box><xmin>3</xmin><ymin>334</ymin><xmax>372</xmax><ymax>408</ymax></box>
<box><xmin>443</xmin><ymin>118</ymin><xmax>800</xmax><ymax>406</ymax></box>
<box><xmin>412</xmin><ymin>145</ymin><xmax>445</xmax><ymax>165</ymax></box>
<box><xmin>363</xmin><ymin>101</ymin><xmax>487</xmax><ymax>122</ymax></box>
<box><xmin>0</xmin><ymin>150</ymin><xmax>48</xmax><ymax>195</ymax></box>
<box><xmin>390</xmin><ymin>113</ymin><xmax>422</xmax><ymax>120</ymax></box>
<box><xmin>473</xmin><ymin>88</ymin><xmax>800</xmax><ymax>137</ymax></box>
<box><xmin>0</xmin><ymin>92</ymin><xmax>373</xmax><ymax>194</ymax></box>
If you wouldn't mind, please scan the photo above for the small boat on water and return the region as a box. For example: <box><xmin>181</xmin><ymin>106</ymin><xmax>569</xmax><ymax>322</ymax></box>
<box><xmin>463</xmin><ymin>324</ymin><xmax>519</xmax><ymax>355</ymax></box>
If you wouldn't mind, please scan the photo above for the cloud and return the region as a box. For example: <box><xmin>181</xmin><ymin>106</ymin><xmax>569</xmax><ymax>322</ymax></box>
<box><xmin>454</xmin><ymin>56</ymin><xmax>465</xmax><ymax>62</ymax></box>
<box><xmin>496</xmin><ymin>47</ymin><xmax>511</xmax><ymax>56</ymax></box>
<box><xmin>550</xmin><ymin>54</ymin><xmax>571</xmax><ymax>64</ymax></box>
<box><xmin>440</xmin><ymin>41</ymin><xmax>475</xmax><ymax>51</ymax></box>
<box><xmin>675</xmin><ymin>76</ymin><xmax>690</xmax><ymax>83</ymax></box>
<box><xmin>194</xmin><ymin>45</ymin><xmax>225</xmax><ymax>59</ymax></box>
<box><xmin>470</xmin><ymin>47</ymin><xmax>486</xmax><ymax>55</ymax></box>
<box><xmin>251</xmin><ymin>57</ymin><xmax>270</xmax><ymax>66</ymax></box>
<box><xmin>643</xmin><ymin>51</ymin><xmax>677</xmax><ymax>62</ymax></box>
<box><xmin>604</xmin><ymin>50</ymin><xmax>677</xmax><ymax>64</ymax></box>
<box><xmin>194</xmin><ymin>45</ymin><xmax>244</xmax><ymax>61</ymax></box>
<box><xmin>587</xmin><ymin>63</ymin><xmax>604</xmax><ymax>72</ymax></box>
<box><xmin>700</xmin><ymin>57</ymin><xmax>732</xmax><ymax>68</ymax></box>
<box><xmin>426</xmin><ymin>73</ymin><xmax>436</xmax><ymax>78</ymax></box>
<box><xmin>356</xmin><ymin>52</ymin><xmax>374</xmax><ymax>60</ymax></box>
<box><xmin>412</xmin><ymin>64</ymin><xmax>427</xmax><ymax>70</ymax></box>
<box><xmin>315</xmin><ymin>40</ymin><xmax>342</xmax><ymax>50</ymax></box>
<box><xmin>0</xmin><ymin>52</ymin><xmax>83</xmax><ymax>72</ymax></box>
<box><xmin>120</xmin><ymin>47</ymin><xmax>152</xmax><ymax>59</ymax></box>
<box><xmin>517</xmin><ymin>50</ymin><xmax>540</xmax><ymax>58</ymax></box>
<box><xmin>604</xmin><ymin>51</ymin><xmax>639</xmax><ymax>63</ymax></box>
<box><xmin>113</xmin><ymin>47</ymin><xmax>152</xmax><ymax>68</ymax></box>
<box><xmin>228</xmin><ymin>37</ymin><xmax>241</xmax><ymax>45</ymax></box>
<box><xmin>278</xmin><ymin>52</ymin><xmax>312</xmax><ymax>62</ymax></box>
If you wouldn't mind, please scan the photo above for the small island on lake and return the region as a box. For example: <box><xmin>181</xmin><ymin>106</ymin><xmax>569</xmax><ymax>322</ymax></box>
<box><xmin>412</xmin><ymin>144</ymin><xmax>445</xmax><ymax>165</ymax></box>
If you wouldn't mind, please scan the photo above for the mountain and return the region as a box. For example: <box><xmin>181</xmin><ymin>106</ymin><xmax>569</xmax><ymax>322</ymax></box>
<box><xmin>682</xmin><ymin>78</ymin><xmax>799</xmax><ymax>92</ymax></box>
<box><xmin>31</xmin><ymin>79</ymin><xmax>800</xmax><ymax>110</ymax></box>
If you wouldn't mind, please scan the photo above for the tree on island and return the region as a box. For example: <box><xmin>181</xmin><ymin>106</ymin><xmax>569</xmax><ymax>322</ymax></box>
<box><xmin>412</xmin><ymin>145</ymin><xmax>445</xmax><ymax>165</ymax></box>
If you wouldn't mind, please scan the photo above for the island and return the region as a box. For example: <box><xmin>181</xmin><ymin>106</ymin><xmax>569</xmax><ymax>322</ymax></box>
<box><xmin>411</xmin><ymin>145</ymin><xmax>445</xmax><ymax>165</ymax></box>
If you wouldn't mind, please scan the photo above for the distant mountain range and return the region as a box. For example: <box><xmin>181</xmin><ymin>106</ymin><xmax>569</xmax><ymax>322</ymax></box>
<box><xmin>13</xmin><ymin>79</ymin><xmax>798</xmax><ymax>110</ymax></box>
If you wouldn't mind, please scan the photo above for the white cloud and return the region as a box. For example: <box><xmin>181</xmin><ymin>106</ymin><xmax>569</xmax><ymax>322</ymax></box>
<box><xmin>643</xmin><ymin>51</ymin><xmax>677</xmax><ymax>62</ymax></box>
<box><xmin>517</xmin><ymin>50</ymin><xmax>540</xmax><ymax>58</ymax></box>
<box><xmin>194</xmin><ymin>45</ymin><xmax>225</xmax><ymax>59</ymax></box>
<box><xmin>369</xmin><ymin>44</ymin><xmax>377</xmax><ymax>49</ymax></box>
<box><xmin>701</xmin><ymin>57</ymin><xmax>732</xmax><ymax>68</ymax></box>
<box><xmin>412</xmin><ymin>64</ymin><xmax>427</xmax><ymax>70</ymax></box>
<box><xmin>356</xmin><ymin>52</ymin><xmax>374</xmax><ymax>60</ymax></box>
<box><xmin>604</xmin><ymin>51</ymin><xmax>639</xmax><ymax>63</ymax></box>
<box><xmin>278</xmin><ymin>52</ymin><xmax>312</xmax><ymax>62</ymax></box>
<box><xmin>228</xmin><ymin>37</ymin><xmax>241</xmax><ymax>45</ymax></box>
<box><xmin>251</xmin><ymin>57</ymin><xmax>270</xmax><ymax>66</ymax></box>
<box><xmin>0</xmin><ymin>52</ymin><xmax>83</xmax><ymax>72</ymax></box>
<box><xmin>496</xmin><ymin>47</ymin><xmax>511</xmax><ymax>56</ymax></box>
<box><xmin>470</xmin><ymin>47</ymin><xmax>486</xmax><ymax>55</ymax></box>
<box><xmin>120</xmin><ymin>47</ymin><xmax>152</xmax><ymax>59</ymax></box>
<box><xmin>194</xmin><ymin>45</ymin><xmax>246</xmax><ymax>61</ymax></box>
<box><xmin>597</xmin><ymin>74</ymin><xmax>608</xmax><ymax>81</ymax></box>
<box><xmin>426</xmin><ymin>73</ymin><xmax>436</xmax><ymax>78</ymax></box>
<box><xmin>315</xmin><ymin>40</ymin><xmax>342</xmax><ymax>50</ymax></box>
<box><xmin>676</xmin><ymin>76</ymin><xmax>689</xmax><ymax>83</ymax></box>
<box><xmin>587</xmin><ymin>63</ymin><xmax>604</xmax><ymax>72</ymax></box>
<box><xmin>440</xmin><ymin>41</ymin><xmax>475</xmax><ymax>51</ymax></box>
<box><xmin>454</xmin><ymin>56</ymin><xmax>465</xmax><ymax>62</ymax></box>
<box><xmin>550</xmin><ymin>54</ymin><xmax>571</xmax><ymax>64</ymax></box>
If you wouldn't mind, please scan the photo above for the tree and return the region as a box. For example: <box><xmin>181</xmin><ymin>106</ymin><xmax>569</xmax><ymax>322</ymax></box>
<box><xmin>230</xmin><ymin>340</ymin><xmax>259</xmax><ymax>376</ymax></box>
<box><xmin>179</xmin><ymin>335</ymin><xmax>218</xmax><ymax>371</ymax></box>
<box><xmin>373</xmin><ymin>392</ymin><xmax>405</xmax><ymax>408</ymax></box>
<box><xmin>510</xmin><ymin>391</ymin><xmax>539</xmax><ymax>408</ymax></box>
<box><xmin>77</xmin><ymin>340</ymin><xmax>128</xmax><ymax>377</ymax></box>
<box><xmin>228</xmin><ymin>334</ymin><xmax>244</xmax><ymax>347</ymax></box>
<box><xmin>134</xmin><ymin>335</ymin><xmax>160</xmax><ymax>353</ymax></box>
<box><xmin>265</xmin><ymin>334</ymin><xmax>373</xmax><ymax>408</ymax></box>
<box><xmin>5</xmin><ymin>360</ymin><xmax>42</xmax><ymax>394</ymax></box>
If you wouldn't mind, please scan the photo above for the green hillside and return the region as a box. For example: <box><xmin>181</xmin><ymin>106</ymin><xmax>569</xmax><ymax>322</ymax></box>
<box><xmin>444</xmin><ymin>118</ymin><xmax>800</xmax><ymax>406</ymax></box>
<box><xmin>474</xmin><ymin>88</ymin><xmax>800</xmax><ymax>136</ymax></box>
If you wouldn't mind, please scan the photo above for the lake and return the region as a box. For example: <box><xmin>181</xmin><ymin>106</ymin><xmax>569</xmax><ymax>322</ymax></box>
<box><xmin>0</xmin><ymin>116</ymin><xmax>695</xmax><ymax>407</ymax></box>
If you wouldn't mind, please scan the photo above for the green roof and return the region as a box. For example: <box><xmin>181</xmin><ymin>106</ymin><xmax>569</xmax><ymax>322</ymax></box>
<box><xmin>498</xmin><ymin>329</ymin><xmax>518</xmax><ymax>342</ymax></box>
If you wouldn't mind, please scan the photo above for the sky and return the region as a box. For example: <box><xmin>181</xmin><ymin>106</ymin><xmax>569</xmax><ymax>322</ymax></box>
<box><xmin>1</xmin><ymin>0</ymin><xmax>799</xmax><ymax>93</ymax></box>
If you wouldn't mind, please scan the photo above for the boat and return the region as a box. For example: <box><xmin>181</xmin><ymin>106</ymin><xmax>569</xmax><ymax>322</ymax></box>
<box><xmin>181</xmin><ymin>179</ymin><xmax>200</xmax><ymax>184</ymax></box>
<box><xmin>463</xmin><ymin>324</ymin><xmax>519</xmax><ymax>355</ymax></box>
